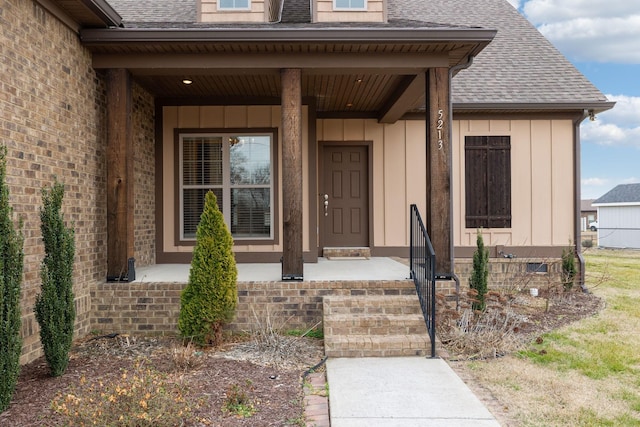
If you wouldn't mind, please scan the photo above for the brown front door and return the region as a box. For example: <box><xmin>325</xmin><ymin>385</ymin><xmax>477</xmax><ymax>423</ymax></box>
<box><xmin>321</xmin><ymin>144</ymin><xmax>369</xmax><ymax>248</ymax></box>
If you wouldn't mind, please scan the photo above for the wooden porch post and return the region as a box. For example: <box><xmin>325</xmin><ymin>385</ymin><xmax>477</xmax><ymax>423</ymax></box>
<box><xmin>425</xmin><ymin>68</ymin><xmax>453</xmax><ymax>275</ymax></box>
<box><xmin>106</xmin><ymin>69</ymin><xmax>135</xmax><ymax>281</ymax></box>
<box><xmin>281</xmin><ymin>68</ymin><xmax>304</xmax><ymax>280</ymax></box>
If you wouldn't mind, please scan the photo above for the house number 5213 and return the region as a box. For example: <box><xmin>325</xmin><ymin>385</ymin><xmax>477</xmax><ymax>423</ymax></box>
<box><xmin>436</xmin><ymin>109</ymin><xmax>444</xmax><ymax>150</ymax></box>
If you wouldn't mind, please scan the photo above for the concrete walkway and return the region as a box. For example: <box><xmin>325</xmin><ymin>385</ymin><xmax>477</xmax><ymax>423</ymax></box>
<box><xmin>327</xmin><ymin>357</ymin><xmax>501</xmax><ymax>426</ymax></box>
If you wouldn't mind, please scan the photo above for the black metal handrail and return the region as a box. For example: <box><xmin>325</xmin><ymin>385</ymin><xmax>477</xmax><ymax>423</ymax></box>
<box><xmin>409</xmin><ymin>204</ymin><xmax>437</xmax><ymax>358</ymax></box>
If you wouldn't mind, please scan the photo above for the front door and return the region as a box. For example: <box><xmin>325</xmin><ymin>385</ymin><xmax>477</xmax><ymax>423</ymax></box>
<box><xmin>321</xmin><ymin>144</ymin><xmax>369</xmax><ymax>248</ymax></box>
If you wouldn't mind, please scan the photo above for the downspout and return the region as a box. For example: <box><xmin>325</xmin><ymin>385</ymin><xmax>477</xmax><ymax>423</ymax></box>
<box><xmin>272</xmin><ymin>0</ymin><xmax>286</xmax><ymax>23</ymax></box>
<box><xmin>574</xmin><ymin>109</ymin><xmax>591</xmax><ymax>292</ymax></box>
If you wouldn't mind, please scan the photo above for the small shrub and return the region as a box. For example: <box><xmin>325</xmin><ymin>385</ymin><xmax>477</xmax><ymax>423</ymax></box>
<box><xmin>170</xmin><ymin>341</ymin><xmax>203</xmax><ymax>372</ymax></box>
<box><xmin>179</xmin><ymin>191</ymin><xmax>238</xmax><ymax>346</ymax></box>
<box><xmin>0</xmin><ymin>146</ymin><xmax>24</xmax><ymax>413</ymax></box>
<box><xmin>582</xmin><ymin>239</ymin><xmax>593</xmax><ymax>248</ymax></box>
<box><xmin>562</xmin><ymin>247</ymin><xmax>577</xmax><ymax>291</ymax></box>
<box><xmin>51</xmin><ymin>360</ymin><xmax>193</xmax><ymax>426</ymax></box>
<box><xmin>470</xmin><ymin>231</ymin><xmax>489</xmax><ymax>311</ymax></box>
<box><xmin>436</xmin><ymin>291</ymin><xmax>525</xmax><ymax>359</ymax></box>
<box><xmin>222</xmin><ymin>381</ymin><xmax>256</xmax><ymax>418</ymax></box>
<box><xmin>34</xmin><ymin>179</ymin><xmax>76</xmax><ymax>377</ymax></box>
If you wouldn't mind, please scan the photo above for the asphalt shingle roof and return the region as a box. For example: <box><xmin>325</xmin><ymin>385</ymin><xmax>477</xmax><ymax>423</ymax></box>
<box><xmin>104</xmin><ymin>0</ymin><xmax>609</xmax><ymax>106</ymax></box>
<box><xmin>594</xmin><ymin>184</ymin><xmax>640</xmax><ymax>204</ymax></box>
<box><xmin>388</xmin><ymin>0</ymin><xmax>608</xmax><ymax>105</ymax></box>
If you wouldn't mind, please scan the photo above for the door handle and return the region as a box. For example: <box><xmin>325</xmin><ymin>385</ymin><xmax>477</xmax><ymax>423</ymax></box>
<box><xmin>323</xmin><ymin>194</ymin><xmax>329</xmax><ymax>216</ymax></box>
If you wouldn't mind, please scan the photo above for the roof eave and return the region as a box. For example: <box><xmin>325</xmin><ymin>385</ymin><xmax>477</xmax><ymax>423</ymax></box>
<box><xmin>452</xmin><ymin>101</ymin><xmax>616</xmax><ymax>114</ymax></box>
<box><xmin>80</xmin><ymin>27</ymin><xmax>497</xmax><ymax>45</ymax></box>
<box><xmin>80</xmin><ymin>0</ymin><xmax>123</xmax><ymax>27</ymax></box>
<box><xmin>593</xmin><ymin>202</ymin><xmax>640</xmax><ymax>207</ymax></box>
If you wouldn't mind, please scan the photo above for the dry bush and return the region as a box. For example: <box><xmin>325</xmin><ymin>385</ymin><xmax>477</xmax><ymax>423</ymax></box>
<box><xmin>222</xmin><ymin>305</ymin><xmax>323</xmax><ymax>369</ymax></box>
<box><xmin>437</xmin><ymin>290</ymin><xmax>527</xmax><ymax>359</ymax></box>
<box><xmin>51</xmin><ymin>359</ymin><xmax>194</xmax><ymax>426</ymax></box>
<box><xmin>170</xmin><ymin>340</ymin><xmax>204</xmax><ymax>372</ymax></box>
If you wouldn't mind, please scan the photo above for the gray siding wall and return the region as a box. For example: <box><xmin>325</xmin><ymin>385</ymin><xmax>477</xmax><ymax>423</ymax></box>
<box><xmin>598</xmin><ymin>205</ymin><xmax>640</xmax><ymax>249</ymax></box>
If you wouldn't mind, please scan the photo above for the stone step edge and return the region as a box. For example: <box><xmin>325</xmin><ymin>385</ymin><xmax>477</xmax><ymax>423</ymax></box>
<box><xmin>324</xmin><ymin>334</ymin><xmax>432</xmax><ymax>357</ymax></box>
<box><xmin>322</xmin><ymin>247</ymin><xmax>371</xmax><ymax>258</ymax></box>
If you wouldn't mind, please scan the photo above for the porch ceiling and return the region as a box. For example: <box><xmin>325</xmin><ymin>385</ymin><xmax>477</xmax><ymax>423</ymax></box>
<box><xmin>82</xmin><ymin>28</ymin><xmax>495</xmax><ymax>120</ymax></box>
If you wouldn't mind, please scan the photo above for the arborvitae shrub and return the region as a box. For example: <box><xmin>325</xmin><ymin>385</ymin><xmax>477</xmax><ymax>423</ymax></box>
<box><xmin>0</xmin><ymin>146</ymin><xmax>24</xmax><ymax>413</ymax></box>
<box><xmin>562</xmin><ymin>247</ymin><xmax>577</xmax><ymax>291</ymax></box>
<box><xmin>179</xmin><ymin>191</ymin><xmax>238</xmax><ymax>346</ymax></box>
<box><xmin>34</xmin><ymin>180</ymin><xmax>76</xmax><ymax>377</ymax></box>
<box><xmin>470</xmin><ymin>231</ymin><xmax>489</xmax><ymax>311</ymax></box>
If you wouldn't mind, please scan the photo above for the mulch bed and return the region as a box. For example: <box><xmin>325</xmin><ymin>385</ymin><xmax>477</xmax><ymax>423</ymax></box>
<box><xmin>1</xmin><ymin>335</ymin><xmax>325</xmax><ymax>426</ymax></box>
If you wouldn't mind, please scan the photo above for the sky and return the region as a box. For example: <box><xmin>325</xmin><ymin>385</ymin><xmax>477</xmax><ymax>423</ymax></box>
<box><xmin>506</xmin><ymin>0</ymin><xmax>640</xmax><ymax>200</ymax></box>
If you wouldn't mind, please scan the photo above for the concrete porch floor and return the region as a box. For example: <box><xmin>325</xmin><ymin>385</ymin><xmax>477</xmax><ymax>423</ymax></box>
<box><xmin>134</xmin><ymin>257</ymin><xmax>411</xmax><ymax>283</ymax></box>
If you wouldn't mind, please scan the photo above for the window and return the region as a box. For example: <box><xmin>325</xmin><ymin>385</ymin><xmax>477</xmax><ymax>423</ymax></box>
<box><xmin>334</xmin><ymin>0</ymin><xmax>366</xmax><ymax>9</ymax></box>
<box><xmin>464</xmin><ymin>136</ymin><xmax>511</xmax><ymax>228</ymax></box>
<box><xmin>218</xmin><ymin>0</ymin><xmax>250</xmax><ymax>10</ymax></box>
<box><xmin>179</xmin><ymin>132</ymin><xmax>274</xmax><ymax>241</ymax></box>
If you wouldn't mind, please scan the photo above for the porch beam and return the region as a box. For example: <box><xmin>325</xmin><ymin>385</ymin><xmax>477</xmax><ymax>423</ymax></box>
<box><xmin>281</xmin><ymin>68</ymin><xmax>304</xmax><ymax>280</ymax></box>
<box><xmin>92</xmin><ymin>52</ymin><xmax>450</xmax><ymax>71</ymax></box>
<box><xmin>378</xmin><ymin>73</ymin><xmax>425</xmax><ymax>124</ymax></box>
<box><xmin>106</xmin><ymin>68</ymin><xmax>135</xmax><ymax>281</ymax></box>
<box><xmin>425</xmin><ymin>67</ymin><xmax>452</xmax><ymax>275</ymax></box>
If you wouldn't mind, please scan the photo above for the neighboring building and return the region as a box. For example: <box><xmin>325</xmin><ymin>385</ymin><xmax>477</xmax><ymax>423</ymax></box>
<box><xmin>581</xmin><ymin>199</ymin><xmax>597</xmax><ymax>231</ymax></box>
<box><xmin>593</xmin><ymin>184</ymin><xmax>640</xmax><ymax>249</ymax></box>
<box><xmin>1</xmin><ymin>0</ymin><xmax>613</xmax><ymax>363</ymax></box>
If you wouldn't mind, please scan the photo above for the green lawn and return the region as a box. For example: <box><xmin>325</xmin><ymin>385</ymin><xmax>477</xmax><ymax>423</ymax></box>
<box><xmin>461</xmin><ymin>249</ymin><xmax>640</xmax><ymax>426</ymax></box>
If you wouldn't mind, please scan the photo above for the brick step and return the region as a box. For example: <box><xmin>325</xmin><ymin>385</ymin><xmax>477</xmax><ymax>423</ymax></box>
<box><xmin>322</xmin><ymin>247</ymin><xmax>371</xmax><ymax>258</ymax></box>
<box><xmin>323</xmin><ymin>295</ymin><xmax>431</xmax><ymax>358</ymax></box>
<box><xmin>323</xmin><ymin>295</ymin><xmax>422</xmax><ymax>316</ymax></box>
<box><xmin>324</xmin><ymin>334</ymin><xmax>431</xmax><ymax>358</ymax></box>
<box><xmin>324</xmin><ymin>313</ymin><xmax>427</xmax><ymax>336</ymax></box>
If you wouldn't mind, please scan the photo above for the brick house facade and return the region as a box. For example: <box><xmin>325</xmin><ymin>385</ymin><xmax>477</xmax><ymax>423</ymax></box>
<box><xmin>2</xmin><ymin>0</ymin><xmax>613</xmax><ymax>363</ymax></box>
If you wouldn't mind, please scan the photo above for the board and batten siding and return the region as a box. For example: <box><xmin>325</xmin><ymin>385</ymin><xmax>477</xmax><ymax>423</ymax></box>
<box><xmin>317</xmin><ymin>118</ymin><xmax>426</xmax><ymax>249</ymax></box>
<box><xmin>597</xmin><ymin>205</ymin><xmax>640</xmax><ymax>249</ymax></box>
<box><xmin>199</xmin><ymin>0</ymin><xmax>268</xmax><ymax>22</ymax></box>
<box><xmin>313</xmin><ymin>0</ymin><xmax>386</xmax><ymax>23</ymax></box>
<box><xmin>161</xmin><ymin>105</ymin><xmax>310</xmax><ymax>254</ymax></box>
<box><xmin>160</xmin><ymin>114</ymin><xmax>576</xmax><ymax>256</ymax></box>
<box><xmin>453</xmin><ymin>119</ymin><xmax>575</xmax><ymax>249</ymax></box>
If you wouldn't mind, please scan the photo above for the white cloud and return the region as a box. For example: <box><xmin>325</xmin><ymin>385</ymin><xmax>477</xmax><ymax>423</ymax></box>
<box><xmin>622</xmin><ymin>177</ymin><xmax>640</xmax><ymax>184</ymax></box>
<box><xmin>505</xmin><ymin>0</ymin><xmax>521</xmax><ymax>9</ymax></box>
<box><xmin>520</xmin><ymin>0</ymin><xmax>640</xmax><ymax>63</ymax></box>
<box><xmin>582</xmin><ymin>177</ymin><xmax>609</xmax><ymax>187</ymax></box>
<box><xmin>523</xmin><ymin>0</ymin><xmax>638</xmax><ymax>24</ymax></box>
<box><xmin>582</xmin><ymin>95</ymin><xmax>640</xmax><ymax>147</ymax></box>
<box><xmin>598</xmin><ymin>95</ymin><xmax>640</xmax><ymax>126</ymax></box>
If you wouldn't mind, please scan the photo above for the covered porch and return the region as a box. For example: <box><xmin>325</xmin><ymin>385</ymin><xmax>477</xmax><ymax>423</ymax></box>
<box><xmin>134</xmin><ymin>256</ymin><xmax>410</xmax><ymax>283</ymax></box>
<box><xmin>91</xmin><ymin>257</ymin><xmax>419</xmax><ymax>342</ymax></box>
<box><xmin>81</xmin><ymin>23</ymin><xmax>496</xmax><ymax>283</ymax></box>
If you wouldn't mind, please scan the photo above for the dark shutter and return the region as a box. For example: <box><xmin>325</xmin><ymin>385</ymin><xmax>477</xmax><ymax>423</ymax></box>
<box><xmin>465</xmin><ymin>136</ymin><xmax>511</xmax><ymax>228</ymax></box>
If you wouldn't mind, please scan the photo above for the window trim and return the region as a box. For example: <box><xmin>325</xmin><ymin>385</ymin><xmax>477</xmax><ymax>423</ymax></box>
<box><xmin>333</xmin><ymin>0</ymin><xmax>367</xmax><ymax>11</ymax></box>
<box><xmin>217</xmin><ymin>0</ymin><xmax>251</xmax><ymax>11</ymax></box>
<box><xmin>464</xmin><ymin>135</ymin><xmax>512</xmax><ymax>229</ymax></box>
<box><xmin>174</xmin><ymin>128</ymin><xmax>279</xmax><ymax>247</ymax></box>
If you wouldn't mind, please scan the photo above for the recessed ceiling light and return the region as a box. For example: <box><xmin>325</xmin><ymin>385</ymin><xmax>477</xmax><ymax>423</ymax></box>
<box><xmin>182</xmin><ymin>78</ymin><xmax>193</xmax><ymax>85</ymax></box>
<box><xmin>346</xmin><ymin>102</ymin><xmax>353</xmax><ymax>107</ymax></box>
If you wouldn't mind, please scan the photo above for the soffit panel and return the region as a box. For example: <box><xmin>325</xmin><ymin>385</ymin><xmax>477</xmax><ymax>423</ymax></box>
<box><xmin>133</xmin><ymin>73</ymin><xmax>403</xmax><ymax>113</ymax></box>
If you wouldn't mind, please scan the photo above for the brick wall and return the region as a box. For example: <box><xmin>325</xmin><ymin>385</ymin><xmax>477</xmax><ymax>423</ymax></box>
<box><xmin>1</xmin><ymin>0</ymin><xmax>110</xmax><ymax>363</ymax></box>
<box><xmin>91</xmin><ymin>280</ymin><xmax>416</xmax><ymax>336</ymax></box>
<box><xmin>133</xmin><ymin>85</ymin><xmax>156</xmax><ymax>268</ymax></box>
<box><xmin>451</xmin><ymin>257</ymin><xmax>565</xmax><ymax>295</ymax></box>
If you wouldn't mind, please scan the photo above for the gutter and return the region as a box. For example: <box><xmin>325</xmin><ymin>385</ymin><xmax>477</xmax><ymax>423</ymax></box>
<box><xmin>453</xmin><ymin>101</ymin><xmax>616</xmax><ymax>115</ymax></box>
<box><xmin>574</xmin><ymin>109</ymin><xmax>590</xmax><ymax>292</ymax></box>
<box><xmin>80</xmin><ymin>27</ymin><xmax>497</xmax><ymax>44</ymax></box>
<box><xmin>81</xmin><ymin>0</ymin><xmax>123</xmax><ymax>27</ymax></box>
